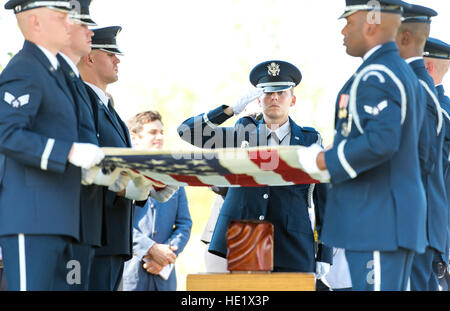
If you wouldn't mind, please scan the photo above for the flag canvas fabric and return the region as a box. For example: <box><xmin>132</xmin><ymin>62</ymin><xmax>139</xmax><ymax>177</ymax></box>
<box><xmin>100</xmin><ymin>146</ymin><xmax>319</xmax><ymax>188</ymax></box>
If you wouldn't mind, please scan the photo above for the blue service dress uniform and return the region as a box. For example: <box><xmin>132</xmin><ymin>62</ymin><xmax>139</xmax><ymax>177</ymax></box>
<box><xmin>84</xmin><ymin>84</ymin><xmax>134</xmax><ymax>291</ymax></box>
<box><xmin>178</xmin><ymin>107</ymin><xmax>333</xmax><ymax>272</ymax></box>
<box><xmin>436</xmin><ymin>84</ymin><xmax>450</xmax><ymax>289</ymax></box>
<box><xmin>0</xmin><ymin>41</ymin><xmax>81</xmax><ymax>290</ymax></box>
<box><xmin>322</xmin><ymin>42</ymin><xmax>427</xmax><ymax>291</ymax></box>
<box><xmin>123</xmin><ymin>188</ymin><xmax>192</xmax><ymax>291</ymax></box>
<box><xmin>407</xmin><ymin>58</ymin><xmax>447</xmax><ymax>291</ymax></box>
<box><xmin>57</xmin><ymin>54</ymin><xmax>104</xmax><ymax>290</ymax></box>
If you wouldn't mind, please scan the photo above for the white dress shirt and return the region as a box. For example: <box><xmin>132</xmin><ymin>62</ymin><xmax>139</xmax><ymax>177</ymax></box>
<box><xmin>84</xmin><ymin>82</ymin><xmax>110</xmax><ymax>108</ymax></box>
<box><xmin>265</xmin><ymin>119</ymin><xmax>291</xmax><ymax>146</ymax></box>
<box><xmin>36</xmin><ymin>44</ymin><xmax>59</xmax><ymax>70</ymax></box>
<box><xmin>58</xmin><ymin>53</ymin><xmax>80</xmax><ymax>78</ymax></box>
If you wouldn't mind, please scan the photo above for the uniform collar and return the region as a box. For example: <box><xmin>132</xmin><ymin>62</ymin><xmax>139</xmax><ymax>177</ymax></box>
<box><xmin>361</xmin><ymin>42</ymin><xmax>399</xmax><ymax>65</ymax></box>
<box><xmin>84</xmin><ymin>82</ymin><xmax>110</xmax><ymax>107</ymax></box>
<box><xmin>363</xmin><ymin>44</ymin><xmax>382</xmax><ymax>61</ymax></box>
<box><xmin>265</xmin><ymin>119</ymin><xmax>291</xmax><ymax>142</ymax></box>
<box><xmin>58</xmin><ymin>52</ymin><xmax>80</xmax><ymax>77</ymax></box>
<box><xmin>36</xmin><ymin>44</ymin><xmax>59</xmax><ymax>70</ymax></box>
<box><xmin>405</xmin><ymin>56</ymin><xmax>423</xmax><ymax>64</ymax></box>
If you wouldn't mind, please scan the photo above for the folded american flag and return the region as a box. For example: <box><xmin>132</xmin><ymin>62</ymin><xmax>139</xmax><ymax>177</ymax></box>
<box><xmin>100</xmin><ymin>146</ymin><xmax>319</xmax><ymax>187</ymax></box>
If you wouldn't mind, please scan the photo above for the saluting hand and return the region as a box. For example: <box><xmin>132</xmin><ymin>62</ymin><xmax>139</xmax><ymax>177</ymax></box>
<box><xmin>231</xmin><ymin>88</ymin><xmax>265</xmax><ymax>115</ymax></box>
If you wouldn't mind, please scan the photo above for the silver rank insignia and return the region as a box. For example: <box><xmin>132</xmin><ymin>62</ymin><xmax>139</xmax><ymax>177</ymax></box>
<box><xmin>4</xmin><ymin>92</ymin><xmax>30</xmax><ymax>108</ymax></box>
<box><xmin>267</xmin><ymin>62</ymin><xmax>280</xmax><ymax>77</ymax></box>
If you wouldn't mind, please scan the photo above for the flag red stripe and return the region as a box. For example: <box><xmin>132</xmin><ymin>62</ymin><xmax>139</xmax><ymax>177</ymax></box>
<box><xmin>223</xmin><ymin>174</ymin><xmax>265</xmax><ymax>187</ymax></box>
<box><xmin>248</xmin><ymin>149</ymin><xmax>319</xmax><ymax>184</ymax></box>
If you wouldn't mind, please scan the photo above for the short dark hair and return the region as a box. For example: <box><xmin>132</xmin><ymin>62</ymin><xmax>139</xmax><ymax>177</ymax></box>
<box><xmin>127</xmin><ymin>110</ymin><xmax>162</xmax><ymax>134</ymax></box>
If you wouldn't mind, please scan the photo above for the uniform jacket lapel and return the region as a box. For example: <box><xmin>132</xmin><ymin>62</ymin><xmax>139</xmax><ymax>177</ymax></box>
<box><xmin>289</xmin><ymin>117</ymin><xmax>305</xmax><ymax>146</ymax></box>
<box><xmin>86</xmin><ymin>86</ymin><xmax>130</xmax><ymax>147</ymax></box>
<box><xmin>108</xmin><ymin>104</ymin><xmax>131</xmax><ymax>147</ymax></box>
<box><xmin>24</xmin><ymin>41</ymin><xmax>75</xmax><ymax>108</ymax></box>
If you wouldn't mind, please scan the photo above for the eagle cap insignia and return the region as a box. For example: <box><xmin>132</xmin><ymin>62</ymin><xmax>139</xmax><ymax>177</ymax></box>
<box><xmin>267</xmin><ymin>62</ymin><xmax>280</xmax><ymax>77</ymax></box>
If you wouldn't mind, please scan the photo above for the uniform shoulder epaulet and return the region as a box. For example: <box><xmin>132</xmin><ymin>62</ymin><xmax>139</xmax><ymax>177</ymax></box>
<box><xmin>302</xmin><ymin>126</ymin><xmax>319</xmax><ymax>134</ymax></box>
<box><xmin>302</xmin><ymin>126</ymin><xmax>322</xmax><ymax>145</ymax></box>
<box><xmin>236</xmin><ymin>114</ymin><xmax>259</xmax><ymax>126</ymax></box>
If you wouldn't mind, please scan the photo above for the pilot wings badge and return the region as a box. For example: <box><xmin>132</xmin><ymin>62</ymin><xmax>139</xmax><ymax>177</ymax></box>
<box><xmin>267</xmin><ymin>62</ymin><xmax>280</xmax><ymax>77</ymax></box>
<box><xmin>4</xmin><ymin>92</ymin><xmax>30</xmax><ymax>108</ymax></box>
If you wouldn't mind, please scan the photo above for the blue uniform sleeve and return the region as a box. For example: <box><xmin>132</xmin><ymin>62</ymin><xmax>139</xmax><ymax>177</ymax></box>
<box><xmin>177</xmin><ymin>105</ymin><xmax>238</xmax><ymax>149</ymax></box>
<box><xmin>0</xmin><ymin>78</ymin><xmax>73</xmax><ymax>173</ymax></box>
<box><xmin>325</xmin><ymin>71</ymin><xmax>404</xmax><ymax>184</ymax></box>
<box><xmin>169</xmin><ymin>187</ymin><xmax>192</xmax><ymax>256</ymax></box>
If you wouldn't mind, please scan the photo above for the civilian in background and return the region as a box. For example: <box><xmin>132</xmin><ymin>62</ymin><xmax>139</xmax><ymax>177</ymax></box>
<box><xmin>123</xmin><ymin>111</ymin><xmax>192</xmax><ymax>291</ymax></box>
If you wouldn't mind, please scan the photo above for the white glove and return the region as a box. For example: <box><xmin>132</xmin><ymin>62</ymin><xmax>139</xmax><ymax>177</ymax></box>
<box><xmin>297</xmin><ymin>144</ymin><xmax>331</xmax><ymax>183</ymax></box>
<box><xmin>108</xmin><ymin>171</ymin><xmax>131</xmax><ymax>192</ymax></box>
<box><xmin>232</xmin><ymin>88</ymin><xmax>264</xmax><ymax>115</ymax></box>
<box><xmin>125</xmin><ymin>179</ymin><xmax>153</xmax><ymax>201</ymax></box>
<box><xmin>81</xmin><ymin>166</ymin><xmax>100</xmax><ymax>185</ymax></box>
<box><xmin>69</xmin><ymin>143</ymin><xmax>104</xmax><ymax>169</ymax></box>
<box><xmin>150</xmin><ymin>185</ymin><xmax>179</xmax><ymax>202</ymax></box>
<box><xmin>130</xmin><ymin>174</ymin><xmax>154</xmax><ymax>188</ymax></box>
<box><xmin>315</xmin><ymin>262</ymin><xmax>331</xmax><ymax>280</ymax></box>
<box><xmin>90</xmin><ymin>167</ymin><xmax>122</xmax><ymax>186</ymax></box>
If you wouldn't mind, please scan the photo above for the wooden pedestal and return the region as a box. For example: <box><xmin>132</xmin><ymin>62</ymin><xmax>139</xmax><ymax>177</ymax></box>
<box><xmin>186</xmin><ymin>272</ymin><xmax>315</xmax><ymax>291</ymax></box>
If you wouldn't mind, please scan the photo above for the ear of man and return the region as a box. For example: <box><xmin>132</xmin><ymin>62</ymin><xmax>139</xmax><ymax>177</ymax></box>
<box><xmin>290</xmin><ymin>95</ymin><xmax>297</xmax><ymax>107</ymax></box>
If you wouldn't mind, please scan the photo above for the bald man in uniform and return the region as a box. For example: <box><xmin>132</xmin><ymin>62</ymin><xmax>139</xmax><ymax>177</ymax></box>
<box><xmin>395</xmin><ymin>3</ymin><xmax>447</xmax><ymax>291</ymax></box>
<box><xmin>298</xmin><ymin>0</ymin><xmax>427</xmax><ymax>290</ymax></box>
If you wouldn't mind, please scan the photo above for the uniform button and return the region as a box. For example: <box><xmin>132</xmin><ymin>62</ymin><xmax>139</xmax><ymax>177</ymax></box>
<box><xmin>259</xmin><ymin>215</ymin><xmax>265</xmax><ymax>221</ymax></box>
<box><xmin>263</xmin><ymin>194</ymin><xmax>269</xmax><ymax>199</ymax></box>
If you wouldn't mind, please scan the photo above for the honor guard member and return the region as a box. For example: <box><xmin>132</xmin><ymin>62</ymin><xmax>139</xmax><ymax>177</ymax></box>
<box><xmin>78</xmin><ymin>26</ymin><xmax>166</xmax><ymax>290</ymax></box>
<box><xmin>0</xmin><ymin>0</ymin><xmax>104</xmax><ymax>291</ymax></box>
<box><xmin>77</xmin><ymin>26</ymin><xmax>132</xmax><ymax>291</ymax></box>
<box><xmin>424</xmin><ymin>37</ymin><xmax>450</xmax><ymax>290</ymax></box>
<box><xmin>57</xmin><ymin>0</ymin><xmax>104</xmax><ymax>290</ymax></box>
<box><xmin>178</xmin><ymin>61</ymin><xmax>333</xmax><ymax>278</ymax></box>
<box><xmin>298</xmin><ymin>0</ymin><xmax>428</xmax><ymax>290</ymax></box>
<box><xmin>395</xmin><ymin>3</ymin><xmax>447</xmax><ymax>291</ymax></box>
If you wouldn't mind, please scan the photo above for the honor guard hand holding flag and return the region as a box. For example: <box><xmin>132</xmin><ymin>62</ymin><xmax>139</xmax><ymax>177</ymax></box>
<box><xmin>298</xmin><ymin>0</ymin><xmax>429</xmax><ymax>291</ymax></box>
<box><xmin>395</xmin><ymin>2</ymin><xmax>448</xmax><ymax>291</ymax></box>
<box><xmin>0</xmin><ymin>0</ymin><xmax>103</xmax><ymax>291</ymax></box>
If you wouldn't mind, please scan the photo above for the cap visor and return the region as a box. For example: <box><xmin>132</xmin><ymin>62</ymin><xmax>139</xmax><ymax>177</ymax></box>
<box><xmin>98</xmin><ymin>48</ymin><xmax>124</xmax><ymax>56</ymax></box>
<box><xmin>263</xmin><ymin>85</ymin><xmax>292</xmax><ymax>93</ymax></box>
<box><xmin>339</xmin><ymin>10</ymin><xmax>358</xmax><ymax>19</ymax></box>
<box><xmin>71</xmin><ymin>17</ymin><xmax>98</xmax><ymax>26</ymax></box>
